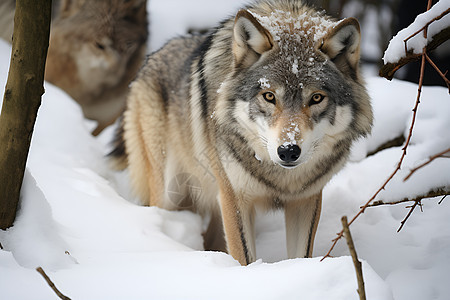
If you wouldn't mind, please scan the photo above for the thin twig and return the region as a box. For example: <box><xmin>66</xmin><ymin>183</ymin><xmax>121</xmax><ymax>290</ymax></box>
<box><xmin>404</xmin><ymin>147</ymin><xmax>450</xmax><ymax>181</ymax></box>
<box><xmin>342</xmin><ymin>216</ymin><xmax>366</xmax><ymax>300</ymax></box>
<box><xmin>438</xmin><ymin>195</ymin><xmax>447</xmax><ymax>204</ymax></box>
<box><xmin>424</xmin><ymin>53</ymin><xmax>450</xmax><ymax>90</ymax></box>
<box><xmin>364</xmin><ymin>188</ymin><xmax>449</xmax><ymax>208</ymax></box>
<box><xmin>425</xmin><ymin>0</ymin><xmax>433</xmax><ymax>36</ymax></box>
<box><xmin>363</xmin><ymin>190</ymin><xmax>450</xmax><ymax>234</ymax></box>
<box><xmin>397</xmin><ymin>200</ymin><xmax>422</xmax><ymax>232</ymax></box>
<box><xmin>36</xmin><ymin>267</ymin><xmax>71</xmax><ymax>300</ymax></box>
<box><xmin>366</xmin><ymin>198</ymin><xmax>413</xmax><ymax>207</ymax></box>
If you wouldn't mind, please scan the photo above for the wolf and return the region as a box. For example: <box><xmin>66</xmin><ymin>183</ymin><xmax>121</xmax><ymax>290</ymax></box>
<box><xmin>110</xmin><ymin>0</ymin><xmax>373</xmax><ymax>265</ymax></box>
<box><xmin>1</xmin><ymin>0</ymin><xmax>148</xmax><ymax>135</ymax></box>
<box><xmin>45</xmin><ymin>0</ymin><xmax>148</xmax><ymax>135</ymax></box>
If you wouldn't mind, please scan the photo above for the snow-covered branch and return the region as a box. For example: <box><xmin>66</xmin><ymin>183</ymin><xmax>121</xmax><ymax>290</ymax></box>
<box><xmin>382</xmin><ymin>1</ymin><xmax>449</xmax><ymax>64</ymax></box>
<box><xmin>379</xmin><ymin>1</ymin><xmax>450</xmax><ymax>83</ymax></box>
<box><xmin>379</xmin><ymin>27</ymin><xmax>450</xmax><ymax>81</ymax></box>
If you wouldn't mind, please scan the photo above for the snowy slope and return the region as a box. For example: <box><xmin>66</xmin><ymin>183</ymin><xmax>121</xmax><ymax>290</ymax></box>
<box><xmin>1</xmin><ymin>1</ymin><xmax>450</xmax><ymax>299</ymax></box>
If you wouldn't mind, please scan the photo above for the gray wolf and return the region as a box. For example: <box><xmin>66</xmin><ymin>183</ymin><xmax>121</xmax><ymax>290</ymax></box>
<box><xmin>46</xmin><ymin>0</ymin><xmax>148</xmax><ymax>135</ymax></box>
<box><xmin>110</xmin><ymin>0</ymin><xmax>373</xmax><ymax>265</ymax></box>
<box><xmin>1</xmin><ymin>0</ymin><xmax>148</xmax><ymax>135</ymax></box>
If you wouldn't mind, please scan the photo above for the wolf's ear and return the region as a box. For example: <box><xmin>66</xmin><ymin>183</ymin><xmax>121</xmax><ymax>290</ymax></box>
<box><xmin>58</xmin><ymin>0</ymin><xmax>82</xmax><ymax>18</ymax></box>
<box><xmin>320</xmin><ymin>18</ymin><xmax>361</xmax><ymax>78</ymax></box>
<box><xmin>233</xmin><ymin>10</ymin><xmax>274</xmax><ymax>68</ymax></box>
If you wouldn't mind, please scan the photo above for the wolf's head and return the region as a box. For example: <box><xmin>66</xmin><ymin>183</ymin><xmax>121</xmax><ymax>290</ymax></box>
<box><xmin>218</xmin><ymin>5</ymin><xmax>372</xmax><ymax>169</ymax></box>
<box><xmin>45</xmin><ymin>0</ymin><xmax>148</xmax><ymax>105</ymax></box>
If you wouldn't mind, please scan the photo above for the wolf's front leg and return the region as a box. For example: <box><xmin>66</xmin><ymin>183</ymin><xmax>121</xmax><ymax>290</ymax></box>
<box><xmin>284</xmin><ymin>191</ymin><xmax>322</xmax><ymax>258</ymax></box>
<box><xmin>218</xmin><ymin>185</ymin><xmax>256</xmax><ymax>265</ymax></box>
<box><xmin>238</xmin><ymin>200</ymin><xmax>256</xmax><ymax>262</ymax></box>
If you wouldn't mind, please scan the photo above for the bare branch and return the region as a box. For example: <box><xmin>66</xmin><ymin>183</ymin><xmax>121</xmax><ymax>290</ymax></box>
<box><xmin>362</xmin><ymin>187</ymin><xmax>449</xmax><ymax>233</ymax></box>
<box><xmin>397</xmin><ymin>200</ymin><xmax>422</xmax><ymax>232</ymax></box>
<box><xmin>36</xmin><ymin>267</ymin><xmax>71</xmax><ymax>300</ymax></box>
<box><xmin>365</xmin><ymin>188</ymin><xmax>450</xmax><ymax>208</ymax></box>
<box><xmin>342</xmin><ymin>216</ymin><xmax>366</xmax><ymax>300</ymax></box>
<box><xmin>424</xmin><ymin>53</ymin><xmax>450</xmax><ymax>90</ymax></box>
<box><xmin>404</xmin><ymin>147</ymin><xmax>450</xmax><ymax>181</ymax></box>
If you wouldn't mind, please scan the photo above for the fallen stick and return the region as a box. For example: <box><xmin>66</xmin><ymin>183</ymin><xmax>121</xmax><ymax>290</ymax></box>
<box><xmin>342</xmin><ymin>216</ymin><xmax>366</xmax><ymax>300</ymax></box>
<box><xmin>36</xmin><ymin>267</ymin><xmax>71</xmax><ymax>300</ymax></box>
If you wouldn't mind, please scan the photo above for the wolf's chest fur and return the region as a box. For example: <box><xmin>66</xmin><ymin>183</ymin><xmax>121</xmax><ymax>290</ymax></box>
<box><xmin>111</xmin><ymin>0</ymin><xmax>372</xmax><ymax>265</ymax></box>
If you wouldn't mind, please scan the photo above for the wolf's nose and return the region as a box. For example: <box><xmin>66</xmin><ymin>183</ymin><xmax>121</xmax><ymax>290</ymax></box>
<box><xmin>277</xmin><ymin>144</ymin><xmax>301</xmax><ymax>162</ymax></box>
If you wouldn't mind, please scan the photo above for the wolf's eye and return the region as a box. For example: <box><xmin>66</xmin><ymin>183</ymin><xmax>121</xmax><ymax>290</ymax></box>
<box><xmin>262</xmin><ymin>92</ymin><xmax>276</xmax><ymax>104</ymax></box>
<box><xmin>310</xmin><ymin>93</ymin><xmax>325</xmax><ymax>105</ymax></box>
<box><xmin>95</xmin><ymin>42</ymin><xmax>105</xmax><ymax>50</ymax></box>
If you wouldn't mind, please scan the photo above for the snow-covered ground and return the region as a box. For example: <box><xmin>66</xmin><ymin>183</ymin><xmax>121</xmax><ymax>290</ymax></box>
<box><xmin>1</xmin><ymin>1</ymin><xmax>450</xmax><ymax>299</ymax></box>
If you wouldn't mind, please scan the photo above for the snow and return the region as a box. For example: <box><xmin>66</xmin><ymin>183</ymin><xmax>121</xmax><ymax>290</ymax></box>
<box><xmin>280</xmin><ymin>121</ymin><xmax>300</xmax><ymax>146</ymax></box>
<box><xmin>1</xmin><ymin>1</ymin><xmax>450</xmax><ymax>299</ymax></box>
<box><xmin>258</xmin><ymin>77</ymin><xmax>271</xmax><ymax>88</ymax></box>
<box><xmin>149</xmin><ymin>0</ymin><xmax>247</xmax><ymax>51</ymax></box>
<box><xmin>292</xmin><ymin>59</ymin><xmax>299</xmax><ymax>74</ymax></box>
<box><xmin>251</xmin><ymin>9</ymin><xmax>337</xmax><ymax>44</ymax></box>
<box><xmin>383</xmin><ymin>0</ymin><xmax>450</xmax><ymax>64</ymax></box>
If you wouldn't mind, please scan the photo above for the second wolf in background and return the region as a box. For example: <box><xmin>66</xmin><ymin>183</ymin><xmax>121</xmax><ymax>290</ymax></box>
<box><xmin>46</xmin><ymin>0</ymin><xmax>148</xmax><ymax>135</ymax></box>
<box><xmin>111</xmin><ymin>0</ymin><xmax>373</xmax><ymax>265</ymax></box>
<box><xmin>0</xmin><ymin>0</ymin><xmax>148</xmax><ymax>135</ymax></box>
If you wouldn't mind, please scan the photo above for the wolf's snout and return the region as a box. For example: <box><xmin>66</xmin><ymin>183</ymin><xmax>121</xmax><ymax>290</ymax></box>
<box><xmin>277</xmin><ymin>144</ymin><xmax>301</xmax><ymax>162</ymax></box>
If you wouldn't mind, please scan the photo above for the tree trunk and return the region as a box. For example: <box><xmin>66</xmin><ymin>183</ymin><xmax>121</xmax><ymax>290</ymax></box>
<box><xmin>0</xmin><ymin>0</ymin><xmax>52</xmax><ymax>230</ymax></box>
